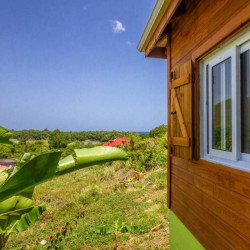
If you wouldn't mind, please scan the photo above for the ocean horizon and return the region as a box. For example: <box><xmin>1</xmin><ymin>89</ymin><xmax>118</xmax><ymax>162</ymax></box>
<box><xmin>137</xmin><ymin>131</ymin><xmax>149</xmax><ymax>135</ymax></box>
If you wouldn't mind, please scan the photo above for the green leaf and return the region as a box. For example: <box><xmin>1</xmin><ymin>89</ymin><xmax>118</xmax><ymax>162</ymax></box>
<box><xmin>120</xmin><ymin>226</ymin><xmax>128</xmax><ymax>233</ymax></box>
<box><xmin>0</xmin><ymin>208</ymin><xmax>34</xmax><ymax>232</ymax></box>
<box><xmin>93</xmin><ymin>226</ymin><xmax>114</xmax><ymax>235</ymax></box>
<box><xmin>0</xmin><ymin>126</ymin><xmax>13</xmax><ymax>148</ymax></box>
<box><xmin>0</xmin><ymin>183</ymin><xmax>35</xmax><ymax>232</ymax></box>
<box><xmin>120</xmin><ymin>225</ymin><xmax>138</xmax><ymax>233</ymax></box>
<box><xmin>0</xmin><ymin>196</ymin><xmax>35</xmax><ymax>232</ymax></box>
<box><xmin>75</xmin><ymin>147</ymin><xmax>128</xmax><ymax>166</ymax></box>
<box><xmin>126</xmin><ymin>225</ymin><xmax>138</xmax><ymax>233</ymax></box>
<box><xmin>115</xmin><ymin>219</ymin><xmax>122</xmax><ymax>229</ymax></box>
<box><xmin>57</xmin><ymin>154</ymin><xmax>75</xmax><ymax>173</ymax></box>
<box><xmin>7</xmin><ymin>204</ymin><xmax>46</xmax><ymax>233</ymax></box>
<box><xmin>18</xmin><ymin>187</ymin><xmax>35</xmax><ymax>199</ymax></box>
<box><xmin>57</xmin><ymin>147</ymin><xmax>128</xmax><ymax>175</ymax></box>
<box><xmin>0</xmin><ymin>169</ymin><xmax>9</xmax><ymax>187</ymax></box>
<box><xmin>18</xmin><ymin>153</ymin><xmax>35</xmax><ymax>169</ymax></box>
<box><xmin>0</xmin><ymin>152</ymin><xmax>62</xmax><ymax>202</ymax></box>
<box><xmin>0</xmin><ymin>196</ymin><xmax>33</xmax><ymax>215</ymax></box>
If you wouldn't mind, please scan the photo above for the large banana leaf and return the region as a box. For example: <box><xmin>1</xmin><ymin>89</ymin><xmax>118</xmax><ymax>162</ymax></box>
<box><xmin>0</xmin><ymin>147</ymin><xmax>127</xmax><ymax>202</ymax></box>
<box><xmin>0</xmin><ymin>126</ymin><xmax>13</xmax><ymax>148</ymax></box>
<box><xmin>0</xmin><ymin>152</ymin><xmax>62</xmax><ymax>202</ymax></box>
<box><xmin>0</xmin><ymin>196</ymin><xmax>34</xmax><ymax>232</ymax></box>
<box><xmin>0</xmin><ymin>196</ymin><xmax>33</xmax><ymax>215</ymax></box>
<box><xmin>57</xmin><ymin>146</ymin><xmax>128</xmax><ymax>175</ymax></box>
<box><xmin>18</xmin><ymin>153</ymin><xmax>35</xmax><ymax>169</ymax></box>
<box><xmin>7</xmin><ymin>204</ymin><xmax>46</xmax><ymax>234</ymax></box>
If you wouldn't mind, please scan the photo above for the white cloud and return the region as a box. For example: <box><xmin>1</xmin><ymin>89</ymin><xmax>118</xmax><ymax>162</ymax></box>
<box><xmin>126</xmin><ymin>41</ymin><xmax>133</xmax><ymax>46</ymax></box>
<box><xmin>112</xmin><ymin>20</ymin><xmax>126</xmax><ymax>33</ymax></box>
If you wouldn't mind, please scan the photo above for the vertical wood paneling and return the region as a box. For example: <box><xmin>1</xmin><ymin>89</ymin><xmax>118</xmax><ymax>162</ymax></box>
<box><xmin>170</xmin><ymin>60</ymin><xmax>193</xmax><ymax>159</ymax></box>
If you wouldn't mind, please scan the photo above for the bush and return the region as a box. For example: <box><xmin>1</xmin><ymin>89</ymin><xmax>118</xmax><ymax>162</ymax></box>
<box><xmin>124</xmin><ymin>133</ymin><xmax>167</xmax><ymax>172</ymax></box>
<box><xmin>149</xmin><ymin>124</ymin><xmax>167</xmax><ymax>138</ymax></box>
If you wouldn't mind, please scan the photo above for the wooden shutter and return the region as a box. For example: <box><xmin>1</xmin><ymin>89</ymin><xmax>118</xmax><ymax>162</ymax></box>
<box><xmin>169</xmin><ymin>60</ymin><xmax>193</xmax><ymax>159</ymax></box>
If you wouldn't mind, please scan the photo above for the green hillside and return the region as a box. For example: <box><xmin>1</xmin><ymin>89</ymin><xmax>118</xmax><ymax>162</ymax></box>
<box><xmin>5</xmin><ymin>130</ymin><xmax>169</xmax><ymax>249</ymax></box>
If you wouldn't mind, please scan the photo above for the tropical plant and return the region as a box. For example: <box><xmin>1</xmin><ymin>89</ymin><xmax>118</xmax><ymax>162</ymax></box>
<box><xmin>124</xmin><ymin>136</ymin><xmax>167</xmax><ymax>172</ymax></box>
<box><xmin>94</xmin><ymin>219</ymin><xmax>138</xmax><ymax>249</ymax></box>
<box><xmin>0</xmin><ymin>126</ymin><xmax>128</xmax><ymax>249</ymax></box>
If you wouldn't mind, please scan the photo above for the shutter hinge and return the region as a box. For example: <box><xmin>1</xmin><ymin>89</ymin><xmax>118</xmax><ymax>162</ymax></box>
<box><xmin>170</xmin><ymin>71</ymin><xmax>174</xmax><ymax>81</ymax></box>
<box><xmin>170</xmin><ymin>145</ymin><xmax>173</xmax><ymax>155</ymax></box>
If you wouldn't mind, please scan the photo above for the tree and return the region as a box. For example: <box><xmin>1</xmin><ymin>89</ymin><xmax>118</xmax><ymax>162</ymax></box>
<box><xmin>149</xmin><ymin>124</ymin><xmax>167</xmax><ymax>138</ymax></box>
<box><xmin>49</xmin><ymin>129</ymin><xmax>71</xmax><ymax>149</ymax></box>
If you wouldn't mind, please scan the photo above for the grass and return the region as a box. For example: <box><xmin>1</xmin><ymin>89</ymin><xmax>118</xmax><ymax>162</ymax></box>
<box><xmin>6</xmin><ymin>161</ymin><xmax>169</xmax><ymax>249</ymax></box>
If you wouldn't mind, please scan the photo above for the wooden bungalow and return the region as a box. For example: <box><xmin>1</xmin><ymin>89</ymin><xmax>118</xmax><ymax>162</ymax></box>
<box><xmin>138</xmin><ymin>0</ymin><xmax>250</xmax><ymax>249</ymax></box>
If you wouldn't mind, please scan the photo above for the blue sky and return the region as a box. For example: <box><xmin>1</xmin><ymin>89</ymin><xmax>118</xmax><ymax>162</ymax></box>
<box><xmin>0</xmin><ymin>0</ymin><xmax>167</xmax><ymax>132</ymax></box>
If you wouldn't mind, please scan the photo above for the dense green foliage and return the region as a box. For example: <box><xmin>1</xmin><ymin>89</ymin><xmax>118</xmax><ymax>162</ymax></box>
<box><xmin>11</xmin><ymin>129</ymin><xmax>128</xmax><ymax>143</ymax></box>
<box><xmin>0</xmin><ymin>140</ymin><xmax>47</xmax><ymax>159</ymax></box>
<box><xmin>124</xmin><ymin>128</ymin><xmax>167</xmax><ymax>172</ymax></box>
<box><xmin>2</xmin><ymin>129</ymin><xmax>139</xmax><ymax>159</ymax></box>
<box><xmin>49</xmin><ymin>129</ymin><xmax>71</xmax><ymax>149</ymax></box>
<box><xmin>149</xmin><ymin>124</ymin><xmax>168</xmax><ymax>138</ymax></box>
<box><xmin>11</xmin><ymin>129</ymin><xmax>50</xmax><ymax>141</ymax></box>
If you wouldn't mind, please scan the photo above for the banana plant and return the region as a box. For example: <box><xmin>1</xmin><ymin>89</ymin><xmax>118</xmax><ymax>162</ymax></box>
<box><xmin>94</xmin><ymin>219</ymin><xmax>138</xmax><ymax>249</ymax></box>
<box><xmin>0</xmin><ymin>126</ymin><xmax>128</xmax><ymax>249</ymax></box>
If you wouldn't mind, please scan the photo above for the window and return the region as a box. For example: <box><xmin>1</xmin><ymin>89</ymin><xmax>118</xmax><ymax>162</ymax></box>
<box><xmin>200</xmin><ymin>28</ymin><xmax>250</xmax><ymax>170</ymax></box>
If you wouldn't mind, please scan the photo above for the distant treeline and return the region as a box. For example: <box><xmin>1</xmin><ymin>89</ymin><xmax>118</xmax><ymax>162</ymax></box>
<box><xmin>11</xmin><ymin>129</ymin><xmax>132</xmax><ymax>142</ymax></box>
<box><xmin>1</xmin><ymin>125</ymin><xmax>167</xmax><ymax>159</ymax></box>
<box><xmin>11</xmin><ymin>124</ymin><xmax>167</xmax><ymax>142</ymax></box>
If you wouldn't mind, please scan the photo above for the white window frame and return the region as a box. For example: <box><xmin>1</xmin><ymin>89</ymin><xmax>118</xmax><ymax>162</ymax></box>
<box><xmin>200</xmin><ymin>27</ymin><xmax>250</xmax><ymax>172</ymax></box>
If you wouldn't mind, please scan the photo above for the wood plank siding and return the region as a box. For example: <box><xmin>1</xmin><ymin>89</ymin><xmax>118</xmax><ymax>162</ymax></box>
<box><xmin>167</xmin><ymin>0</ymin><xmax>250</xmax><ymax>248</ymax></box>
<box><xmin>171</xmin><ymin>157</ymin><xmax>250</xmax><ymax>249</ymax></box>
<box><xmin>170</xmin><ymin>0</ymin><xmax>250</xmax><ymax>68</ymax></box>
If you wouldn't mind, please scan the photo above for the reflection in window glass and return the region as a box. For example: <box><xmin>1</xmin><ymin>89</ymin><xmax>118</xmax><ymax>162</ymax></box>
<box><xmin>212</xmin><ymin>58</ymin><xmax>232</xmax><ymax>151</ymax></box>
<box><xmin>241</xmin><ymin>50</ymin><xmax>250</xmax><ymax>154</ymax></box>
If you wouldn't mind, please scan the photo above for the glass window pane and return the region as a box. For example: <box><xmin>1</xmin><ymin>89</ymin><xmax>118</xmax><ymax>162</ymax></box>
<box><xmin>212</xmin><ymin>58</ymin><xmax>232</xmax><ymax>151</ymax></box>
<box><xmin>241</xmin><ymin>50</ymin><xmax>250</xmax><ymax>154</ymax></box>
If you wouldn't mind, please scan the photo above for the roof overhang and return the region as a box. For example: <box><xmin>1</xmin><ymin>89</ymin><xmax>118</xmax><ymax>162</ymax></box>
<box><xmin>137</xmin><ymin>0</ymin><xmax>183</xmax><ymax>59</ymax></box>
